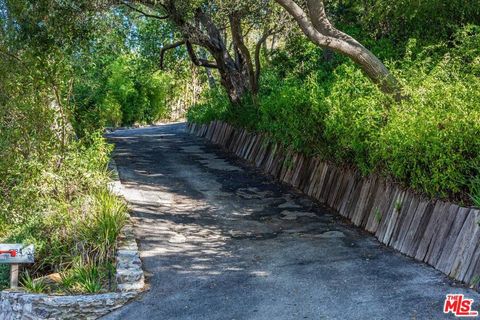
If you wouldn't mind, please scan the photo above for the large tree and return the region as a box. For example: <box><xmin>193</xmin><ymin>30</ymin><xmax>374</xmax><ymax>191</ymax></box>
<box><xmin>122</xmin><ymin>0</ymin><xmax>282</xmax><ymax>104</ymax></box>
<box><xmin>123</xmin><ymin>0</ymin><xmax>401</xmax><ymax>102</ymax></box>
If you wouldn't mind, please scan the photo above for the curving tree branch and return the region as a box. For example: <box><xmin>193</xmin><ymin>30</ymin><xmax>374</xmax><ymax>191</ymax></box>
<box><xmin>0</xmin><ymin>47</ymin><xmax>21</xmax><ymax>62</ymax></box>
<box><xmin>122</xmin><ymin>1</ymin><xmax>169</xmax><ymax>20</ymax></box>
<box><xmin>274</xmin><ymin>0</ymin><xmax>402</xmax><ymax>99</ymax></box>
<box><xmin>159</xmin><ymin>40</ymin><xmax>185</xmax><ymax>69</ymax></box>
<box><xmin>159</xmin><ymin>40</ymin><xmax>218</xmax><ymax>70</ymax></box>
<box><xmin>185</xmin><ymin>41</ymin><xmax>218</xmax><ymax>69</ymax></box>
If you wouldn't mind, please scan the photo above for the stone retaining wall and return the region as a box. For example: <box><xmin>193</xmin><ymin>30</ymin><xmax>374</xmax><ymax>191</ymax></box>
<box><xmin>188</xmin><ymin>121</ymin><xmax>480</xmax><ymax>289</ymax></box>
<box><xmin>0</xmin><ymin>159</ymin><xmax>144</xmax><ymax>319</ymax></box>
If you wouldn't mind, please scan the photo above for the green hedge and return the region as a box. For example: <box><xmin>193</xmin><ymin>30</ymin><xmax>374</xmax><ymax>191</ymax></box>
<box><xmin>188</xmin><ymin>25</ymin><xmax>480</xmax><ymax>205</ymax></box>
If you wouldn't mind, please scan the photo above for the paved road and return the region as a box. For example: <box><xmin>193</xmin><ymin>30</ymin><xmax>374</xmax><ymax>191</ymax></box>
<box><xmin>104</xmin><ymin>123</ymin><xmax>479</xmax><ymax>320</ymax></box>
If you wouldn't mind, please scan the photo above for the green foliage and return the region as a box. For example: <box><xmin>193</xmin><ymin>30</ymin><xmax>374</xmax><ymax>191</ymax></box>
<box><xmin>71</xmin><ymin>266</ymin><xmax>103</xmax><ymax>293</ymax></box>
<box><xmin>0</xmin><ymin>1</ymin><xmax>128</xmax><ymax>292</ymax></box>
<box><xmin>189</xmin><ymin>25</ymin><xmax>480</xmax><ymax>203</ymax></box>
<box><xmin>0</xmin><ymin>265</ymin><xmax>9</xmax><ymax>289</ymax></box>
<box><xmin>3</xmin><ymin>0</ymin><xmax>480</xmax><ymax>292</ymax></box>
<box><xmin>360</xmin><ymin>0</ymin><xmax>480</xmax><ymax>43</ymax></box>
<box><xmin>103</xmin><ymin>55</ymin><xmax>170</xmax><ymax>125</ymax></box>
<box><xmin>374</xmin><ymin>208</ymin><xmax>382</xmax><ymax>223</ymax></box>
<box><xmin>470</xmin><ymin>176</ymin><xmax>480</xmax><ymax>208</ymax></box>
<box><xmin>257</xmin><ymin>76</ymin><xmax>323</xmax><ymax>153</ymax></box>
<box><xmin>74</xmin><ymin>54</ymin><xmax>174</xmax><ymax>130</ymax></box>
<box><xmin>187</xmin><ymin>88</ymin><xmax>230</xmax><ymax>124</ymax></box>
<box><xmin>60</xmin><ymin>263</ymin><xmax>109</xmax><ymax>293</ymax></box>
<box><xmin>395</xmin><ymin>201</ymin><xmax>403</xmax><ymax>212</ymax></box>
<box><xmin>21</xmin><ymin>272</ymin><xmax>47</xmax><ymax>294</ymax></box>
<box><xmin>78</xmin><ymin>189</ymin><xmax>128</xmax><ymax>265</ymax></box>
<box><xmin>0</xmin><ymin>129</ymin><xmax>128</xmax><ymax>292</ymax></box>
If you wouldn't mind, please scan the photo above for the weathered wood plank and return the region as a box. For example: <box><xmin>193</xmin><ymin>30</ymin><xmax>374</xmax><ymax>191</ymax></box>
<box><xmin>244</xmin><ymin>135</ymin><xmax>257</xmax><ymax>160</ymax></box>
<box><xmin>287</xmin><ymin>152</ymin><xmax>299</xmax><ymax>184</ymax></box>
<box><xmin>431</xmin><ymin>206</ymin><xmax>469</xmax><ymax>270</ymax></box>
<box><xmin>380</xmin><ymin>189</ymin><xmax>406</xmax><ymax>245</ymax></box>
<box><xmin>251</xmin><ymin>135</ymin><xmax>262</xmax><ymax>165</ymax></box>
<box><xmin>193</xmin><ymin>121</ymin><xmax>480</xmax><ymax>285</ymax></box>
<box><xmin>297</xmin><ymin>156</ymin><xmax>312</xmax><ymax>192</ymax></box>
<box><xmin>397</xmin><ymin>198</ymin><xmax>428</xmax><ymax>256</ymax></box>
<box><xmin>455</xmin><ymin>210</ymin><xmax>480</xmax><ymax>282</ymax></box>
<box><xmin>388</xmin><ymin>191</ymin><xmax>414</xmax><ymax>248</ymax></box>
<box><xmin>223</xmin><ymin>125</ymin><xmax>235</xmax><ymax>149</ymax></box>
<box><xmin>414</xmin><ymin>201</ymin><xmax>446</xmax><ymax>261</ymax></box>
<box><xmin>351</xmin><ymin>177</ymin><xmax>375</xmax><ymax>225</ymax></box>
<box><xmin>343</xmin><ymin>175</ymin><xmax>364</xmax><ymax>220</ymax></box>
<box><xmin>255</xmin><ymin>137</ymin><xmax>269</xmax><ymax>168</ymax></box>
<box><xmin>359</xmin><ymin>176</ymin><xmax>382</xmax><ymax>228</ymax></box>
<box><xmin>321</xmin><ymin>164</ymin><xmax>335</xmax><ymax>204</ymax></box>
<box><xmin>423</xmin><ymin>203</ymin><xmax>460</xmax><ymax>265</ymax></box>
<box><xmin>305</xmin><ymin>159</ymin><xmax>322</xmax><ymax>197</ymax></box>
<box><xmin>271</xmin><ymin>147</ymin><xmax>286</xmax><ymax>178</ymax></box>
<box><xmin>264</xmin><ymin>143</ymin><xmax>278</xmax><ymax>173</ymax></box>
<box><xmin>316</xmin><ymin>163</ymin><xmax>332</xmax><ymax>202</ymax></box>
<box><xmin>325</xmin><ymin>167</ymin><xmax>343</xmax><ymax>210</ymax></box>
<box><xmin>462</xmin><ymin>209</ymin><xmax>480</xmax><ymax>283</ymax></box>
<box><xmin>440</xmin><ymin>209</ymin><xmax>478</xmax><ymax>278</ymax></box>
<box><xmin>291</xmin><ymin>154</ymin><xmax>305</xmax><ymax>188</ymax></box>
<box><xmin>365</xmin><ymin>178</ymin><xmax>392</xmax><ymax>233</ymax></box>
<box><xmin>392</xmin><ymin>193</ymin><xmax>420</xmax><ymax>252</ymax></box>
<box><xmin>426</xmin><ymin>204</ymin><xmax>466</xmax><ymax>267</ymax></box>
<box><xmin>403</xmin><ymin>200</ymin><xmax>434</xmax><ymax>258</ymax></box>
<box><xmin>337</xmin><ymin>170</ymin><xmax>358</xmax><ymax>217</ymax></box>
<box><xmin>235</xmin><ymin>129</ymin><xmax>247</xmax><ymax>155</ymax></box>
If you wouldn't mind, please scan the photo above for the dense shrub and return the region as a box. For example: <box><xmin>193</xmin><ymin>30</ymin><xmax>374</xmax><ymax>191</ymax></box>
<box><xmin>74</xmin><ymin>54</ymin><xmax>174</xmax><ymax>130</ymax></box>
<box><xmin>0</xmin><ymin>126</ymin><xmax>128</xmax><ymax>292</ymax></box>
<box><xmin>0</xmin><ymin>24</ymin><xmax>128</xmax><ymax>292</ymax></box>
<box><xmin>188</xmin><ymin>25</ymin><xmax>480</xmax><ymax>204</ymax></box>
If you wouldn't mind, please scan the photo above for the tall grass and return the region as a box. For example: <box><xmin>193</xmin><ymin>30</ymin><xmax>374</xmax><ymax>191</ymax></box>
<box><xmin>0</xmin><ymin>132</ymin><xmax>128</xmax><ymax>293</ymax></box>
<box><xmin>78</xmin><ymin>189</ymin><xmax>128</xmax><ymax>266</ymax></box>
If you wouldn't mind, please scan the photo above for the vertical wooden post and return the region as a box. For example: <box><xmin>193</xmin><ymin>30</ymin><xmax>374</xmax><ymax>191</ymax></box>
<box><xmin>10</xmin><ymin>264</ymin><xmax>19</xmax><ymax>289</ymax></box>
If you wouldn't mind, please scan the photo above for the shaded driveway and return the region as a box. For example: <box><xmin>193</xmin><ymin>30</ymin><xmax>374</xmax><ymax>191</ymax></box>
<box><xmin>103</xmin><ymin>123</ymin><xmax>479</xmax><ymax>320</ymax></box>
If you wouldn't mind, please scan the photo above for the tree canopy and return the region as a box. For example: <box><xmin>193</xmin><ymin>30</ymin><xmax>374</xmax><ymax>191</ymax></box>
<box><xmin>1</xmin><ymin>0</ymin><xmax>480</xmax><ymax>291</ymax></box>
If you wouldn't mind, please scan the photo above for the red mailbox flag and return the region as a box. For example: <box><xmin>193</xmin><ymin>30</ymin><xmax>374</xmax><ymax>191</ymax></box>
<box><xmin>0</xmin><ymin>250</ymin><xmax>16</xmax><ymax>257</ymax></box>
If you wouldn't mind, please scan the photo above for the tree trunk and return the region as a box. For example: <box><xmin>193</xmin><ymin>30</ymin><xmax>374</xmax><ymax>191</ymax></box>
<box><xmin>204</xmin><ymin>67</ymin><xmax>216</xmax><ymax>89</ymax></box>
<box><xmin>199</xmin><ymin>48</ymin><xmax>216</xmax><ymax>89</ymax></box>
<box><xmin>230</xmin><ymin>13</ymin><xmax>256</xmax><ymax>95</ymax></box>
<box><xmin>161</xmin><ymin>1</ymin><xmax>251</xmax><ymax>104</ymax></box>
<box><xmin>214</xmin><ymin>53</ymin><xmax>250</xmax><ymax>104</ymax></box>
<box><xmin>275</xmin><ymin>0</ymin><xmax>401</xmax><ymax>99</ymax></box>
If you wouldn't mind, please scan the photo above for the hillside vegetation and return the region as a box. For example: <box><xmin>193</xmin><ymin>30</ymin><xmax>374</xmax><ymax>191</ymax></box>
<box><xmin>188</xmin><ymin>3</ymin><xmax>480</xmax><ymax>205</ymax></box>
<box><xmin>1</xmin><ymin>0</ymin><xmax>480</xmax><ymax>291</ymax></box>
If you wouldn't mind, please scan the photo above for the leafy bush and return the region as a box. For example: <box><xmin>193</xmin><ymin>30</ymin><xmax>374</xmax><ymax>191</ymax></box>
<box><xmin>188</xmin><ymin>25</ymin><xmax>480</xmax><ymax>204</ymax></box>
<box><xmin>470</xmin><ymin>176</ymin><xmax>480</xmax><ymax>208</ymax></box>
<box><xmin>60</xmin><ymin>263</ymin><xmax>113</xmax><ymax>293</ymax></box>
<box><xmin>0</xmin><ymin>130</ymin><xmax>128</xmax><ymax>292</ymax></box>
<box><xmin>75</xmin><ymin>54</ymin><xmax>174</xmax><ymax>130</ymax></box>
<box><xmin>187</xmin><ymin>88</ymin><xmax>230</xmax><ymax>124</ymax></box>
<box><xmin>0</xmin><ymin>90</ymin><xmax>128</xmax><ymax>291</ymax></box>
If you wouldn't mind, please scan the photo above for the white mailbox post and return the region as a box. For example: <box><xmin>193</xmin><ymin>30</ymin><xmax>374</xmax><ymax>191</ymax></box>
<box><xmin>0</xmin><ymin>244</ymin><xmax>34</xmax><ymax>289</ymax></box>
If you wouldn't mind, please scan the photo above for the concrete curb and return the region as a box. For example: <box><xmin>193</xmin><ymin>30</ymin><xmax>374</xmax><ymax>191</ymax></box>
<box><xmin>109</xmin><ymin>157</ymin><xmax>145</xmax><ymax>293</ymax></box>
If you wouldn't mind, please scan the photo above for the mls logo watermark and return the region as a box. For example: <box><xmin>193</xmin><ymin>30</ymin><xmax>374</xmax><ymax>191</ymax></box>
<box><xmin>444</xmin><ymin>294</ymin><xmax>478</xmax><ymax>317</ymax></box>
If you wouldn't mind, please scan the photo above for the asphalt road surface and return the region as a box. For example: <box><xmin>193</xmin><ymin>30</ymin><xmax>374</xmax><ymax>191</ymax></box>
<box><xmin>103</xmin><ymin>123</ymin><xmax>479</xmax><ymax>320</ymax></box>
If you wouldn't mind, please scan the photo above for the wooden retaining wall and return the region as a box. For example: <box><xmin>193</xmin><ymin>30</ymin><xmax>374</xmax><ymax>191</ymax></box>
<box><xmin>187</xmin><ymin>121</ymin><xmax>480</xmax><ymax>288</ymax></box>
